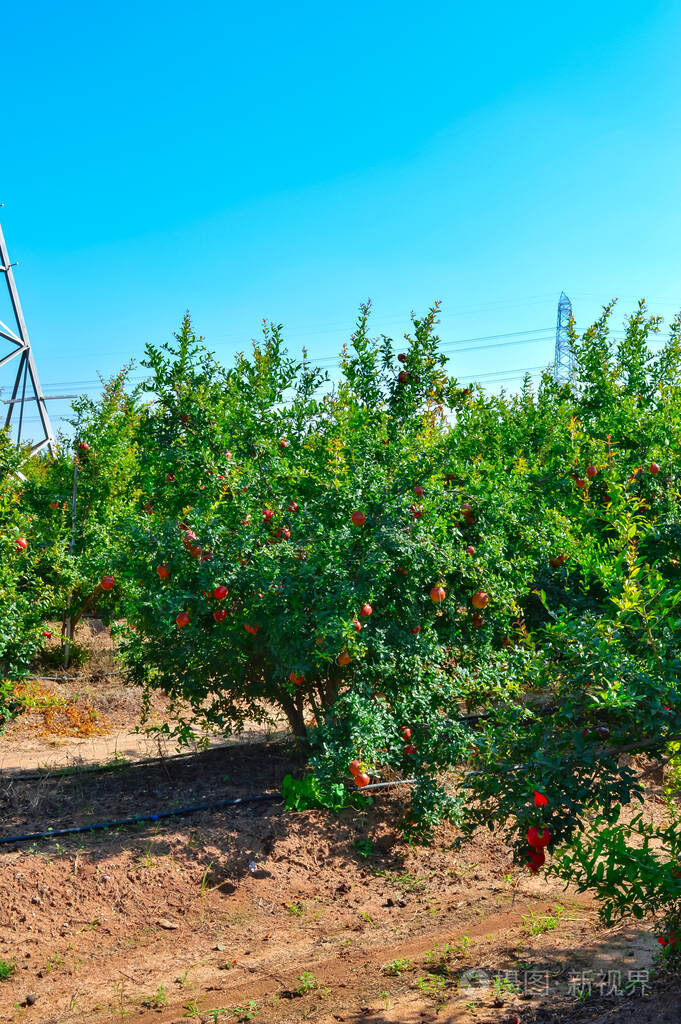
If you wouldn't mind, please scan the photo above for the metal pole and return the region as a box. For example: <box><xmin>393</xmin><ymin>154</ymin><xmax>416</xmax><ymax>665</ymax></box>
<box><xmin>0</xmin><ymin>220</ymin><xmax>55</xmax><ymax>454</ymax></box>
<box><xmin>64</xmin><ymin>462</ymin><xmax>79</xmax><ymax>670</ymax></box>
<box><xmin>16</xmin><ymin>357</ymin><xmax>29</xmax><ymax>445</ymax></box>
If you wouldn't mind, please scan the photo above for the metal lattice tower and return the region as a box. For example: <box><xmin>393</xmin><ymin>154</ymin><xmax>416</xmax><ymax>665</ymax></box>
<box><xmin>553</xmin><ymin>291</ymin><xmax>574</xmax><ymax>382</ymax></box>
<box><xmin>0</xmin><ymin>218</ymin><xmax>55</xmax><ymax>454</ymax></box>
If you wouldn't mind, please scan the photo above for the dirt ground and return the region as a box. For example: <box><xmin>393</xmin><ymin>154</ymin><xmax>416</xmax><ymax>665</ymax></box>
<box><xmin>0</xmin><ymin>623</ymin><xmax>679</xmax><ymax>1024</ymax></box>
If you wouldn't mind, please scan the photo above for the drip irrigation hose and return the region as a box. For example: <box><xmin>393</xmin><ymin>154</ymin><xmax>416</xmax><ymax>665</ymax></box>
<box><xmin>0</xmin><ymin>777</ymin><xmax>420</xmax><ymax>847</ymax></box>
<box><xmin>0</xmin><ymin>792</ymin><xmax>283</xmax><ymax>846</ymax></box>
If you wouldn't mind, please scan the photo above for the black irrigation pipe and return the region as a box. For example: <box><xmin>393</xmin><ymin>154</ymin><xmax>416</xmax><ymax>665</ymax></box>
<box><xmin>0</xmin><ymin>777</ymin><xmax>419</xmax><ymax>847</ymax></box>
<box><xmin>0</xmin><ymin>792</ymin><xmax>283</xmax><ymax>846</ymax></box>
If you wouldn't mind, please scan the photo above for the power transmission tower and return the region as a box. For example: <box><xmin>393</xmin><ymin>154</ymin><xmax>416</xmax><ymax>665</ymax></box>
<box><xmin>0</xmin><ymin>217</ymin><xmax>55</xmax><ymax>454</ymax></box>
<box><xmin>553</xmin><ymin>291</ymin><xmax>574</xmax><ymax>382</ymax></box>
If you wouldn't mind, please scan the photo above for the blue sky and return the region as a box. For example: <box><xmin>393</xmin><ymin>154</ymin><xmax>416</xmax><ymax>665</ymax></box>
<box><xmin>2</xmin><ymin>0</ymin><xmax>681</xmax><ymax>440</ymax></box>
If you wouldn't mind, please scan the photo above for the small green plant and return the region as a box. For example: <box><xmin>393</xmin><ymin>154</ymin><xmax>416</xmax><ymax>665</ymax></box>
<box><xmin>522</xmin><ymin>905</ymin><xmax>564</xmax><ymax>936</ymax></box>
<box><xmin>296</xmin><ymin>971</ymin><xmax>319</xmax><ymax>994</ymax></box>
<box><xmin>382</xmin><ymin>957</ymin><xmax>413</xmax><ymax>976</ymax></box>
<box><xmin>416</xmin><ymin>973</ymin><xmax>447</xmax><ymax>1006</ymax></box>
<box><xmin>493</xmin><ymin>975</ymin><xmax>521</xmax><ymax>996</ymax></box>
<box><xmin>424</xmin><ymin>937</ymin><xmax>471</xmax><ymax>969</ymax></box>
<box><xmin>285</xmin><ymin>901</ymin><xmax>305</xmax><ymax>916</ymax></box>
<box><xmin>354</xmin><ymin>838</ymin><xmax>375</xmax><ymax>858</ymax></box>
<box><xmin>281</xmin><ymin>773</ymin><xmax>350</xmax><ymax>812</ymax></box>
<box><xmin>0</xmin><ymin>958</ymin><xmax>15</xmax><ymax>980</ymax></box>
<box><xmin>45</xmin><ymin>954</ymin><xmax>63</xmax><ymax>972</ymax></box>
<box><xmin>207</xmin><ymin>1010</ymin><xmax>228</xmax><ymax>1024</ymax></box>
<box><xmin>139</xmin><ymin>841</ymin><xmax>154</xmax><ymax>868</ymax></box>
<box><xmin>142</xmin><ymin>986</ymin><xmax>168</xmax><ymax>1008</ymax></box>
<box><xmin>226</xmin><ymin>1002</ymin><xmax>258</xmax><ymax>1022</ymax></box>
<box><xmin>372</xmin><ymin>869</ymin><xmax>428</xmax><ymax>893</ymax></box>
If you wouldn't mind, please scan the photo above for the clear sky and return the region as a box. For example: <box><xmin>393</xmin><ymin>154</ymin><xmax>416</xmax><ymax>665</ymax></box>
<box><xmin>2</xmin><ymin>0</ymin><xmax>681</xmax><ymax>441</ymax></box>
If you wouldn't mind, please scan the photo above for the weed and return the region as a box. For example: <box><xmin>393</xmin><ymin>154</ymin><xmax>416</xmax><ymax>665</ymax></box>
<box><xmin>0</xmin><ymin>958</ymin><xmax>15</xmax><ymax>980</ymax></box>
<box><xmin>225</xmin><ymin>1002</ymin><xmax>258</xmax><ymax>1021</ymax></box>
<box><xmin>373</xmin><ymin>868</ymin><xmax>428</xmax><ymax>893</ymax></box>
<box><xmin>359</xmin><ymin>911</ymin><xmax>376</xmax><ymax>927</ymax></box>
<box><xmin>285</xmin><ymin>901</ymin><xmax>305</xmax><ymax>916</ymax></box>
<box><xmin>416</xmin><ymin>973</ymin><xmax>447</xmax><ymax>1006</ymax></box>
<box><xmin>493</xmin><ymin>975</ymin><xmax>521</xmax><ymax>996</ymax></box>
<box><xmin>424</xmin><ymin>937</ymin><xmax>471</xmax><ymax>970</ymax></box>
<box><xmin>382</xmin><ymin>957</ymin><xmax>413</xmax><ymax>976</ymax></box>
<box><xmin>296</xmin><ymin>971</ymin><xmax>319</xmax><ymax>994</ymax></box>
<box><xmin>142</xmin><ymin>986</ymin><xmax>168</xmax><ymax>1008</ymax></box>
<box><xmin>281</xmin><ymin>773</ymin><xmax>350</xmax><ymax>812</ymax></box>
<box><xmin>208</xmin><ymin>1010</ymin><xmax>229</xmax><ymax>1024</ymax></box>
<box><xmin>523</xmin><ymin>905</ymin><xmax>564</xmax><ymax>936</ymax></box>
<box><xmin>354</xmin><ymin>838</ymin><xmax>375</xmax><ymax>858</ymax></box>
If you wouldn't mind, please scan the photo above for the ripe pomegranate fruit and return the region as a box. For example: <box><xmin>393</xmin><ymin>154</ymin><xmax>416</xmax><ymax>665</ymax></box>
<box><xmin>213</xmin><ymin>609</ymin><xmax>227</xmax><ymax>622</ymax></box>
<box><xmin>349</xmin><ymin>760</ymin><xmax>362</xmax><ymax>776</ymax></box>
<box><xmin>14</xmin><ymin>537</ymin><xmax>27</xmax><ymax>551</ymax></box>
<box><xmin>289</xmin><ymin>672</ymin><xmax>303</xmax><ymax>685</ymax></box>
<box><xmin>100</xmin><ymin>576</ymin><xmax>115</xmax><ymax>591</ymax></box>
<box><xmin>288</xmin><ymin>501</ymin><xmax>299</xmax><ymax>513</ymax></box>
<box><xmin>650</xmin><ymin>462</ymin><xmax>660</xmax><ymax>475</ymax></box>
<box><xmin>528</xmin><ymin>849</ymin><xmax>545</xmax><ymax>873</ymax></box>
<box><xmin>398</xmin><ymin>370</ymin><xmax>408</xmax><ymax>383</ymax></box>
<box><xmin>586</xmin><ymin>464</ymin><xmax>597</xmax><ymax>478</ymax></box>
<box><xmin>472</xmin><ymin>590</ymin><xmax>489</xmax><ymax>609</ymax></box>
<box><xmin>360</xmin><ymin>603</ymin><xmax>372</xmax><ymax>617</ymax></box>
<box><xmin>527</xmin><ymin>826</ymin><xmax>551</xmax><ymax>848</ymax></box>
<box><xmin>176</xmin><ymin>611</ymin><xmax>190</xmax><ymax>628</ymax></box>
<box><xmin>213</xmin><ymin>585</ymin><xmax>229</xmax><ymax>600</ymax></box>
<box><xmin>157</xmin><ymin>565</ymin><xmax>170</xmax><ymax>580</ymax></box>
<box><xmin>351</xmin><ymin>511</ymin><xmax>366</xmax><ymax>527</ymax></box>
<box><xmin>338</xmin><ymin>652</ymin><xmax>351</xmax><ymax>666</ymax></box>
<box><xmin>414</xmin><ymin>485</ymin><xmax>424</xmax><ymax>496</ymax></box>
<box><xmin>354</xmin><ymin>773</ymin><xmax>370</xmax><ymax>788</ymax></box>
<box><xmin>465</xmin><ymin>545</ymin><xmax>476</xmax><ymax>555</ymax></box>
<box><xmin>430</xmin><ymin>585</ymin><xmax>446</xmax><ymax>603</ymax></box>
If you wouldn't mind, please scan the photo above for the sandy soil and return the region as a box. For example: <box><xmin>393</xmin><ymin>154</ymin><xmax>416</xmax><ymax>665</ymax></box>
<box><xmin>0</xmin><ymin>624</ymin><xmax>678</xmax><ymax>1024</ymax></box>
